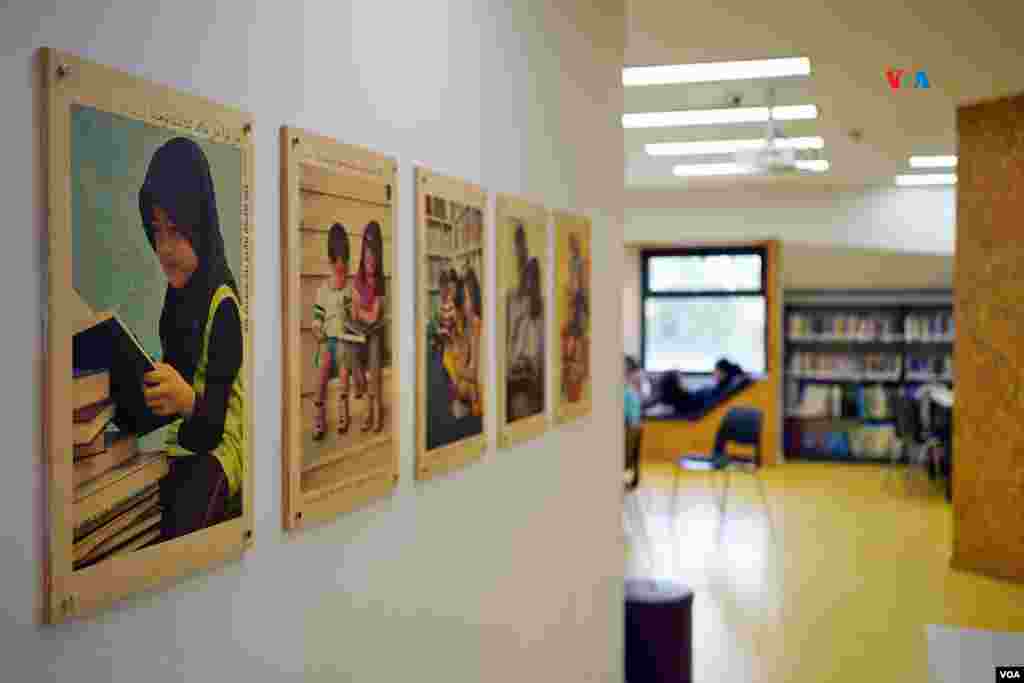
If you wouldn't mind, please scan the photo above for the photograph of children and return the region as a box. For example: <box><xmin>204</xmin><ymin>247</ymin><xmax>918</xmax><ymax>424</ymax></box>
<box><xmin>554</xmin><ymin>212</ymin><xmax>592</xmax><ymax>418</ymax></box>
<box><xmin>497</xmin><ymin>197</ymin><xmax>549</xmax><ymax>434</ymax></box>
<box><xmin>422</xmin><ymin>196</ymin><xmax>486</xmax><ymax>452</ymax></box>
<box><xmin>70</xmin><ymin>104</ymin><xmax>248</xmax><ymax>571</ymax></box>
<box><xmin>298</xmin><ymin>166</ymin><xmax>395</xmax><ymax>479</ymax></box>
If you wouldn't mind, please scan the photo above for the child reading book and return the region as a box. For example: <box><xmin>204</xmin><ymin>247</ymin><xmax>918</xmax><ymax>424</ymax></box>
<box><xmin>351</xmin><ymin>221</ymin><xmax>387</xmax><ymax>432</ymax></box>
<box><xmin>121</xmin><ymin>136</ymin><xmax>246</xmax><ymax>541</ymax></box>
<box><xmin>440</xmin><ymin>268</ymin><xmax>463</xmax><ymax>396</ymax></box>
<box><xmin>452</xmin><ymin>267</ymin><xmax>483</xmax><ymax>417</ymax></box>
<box><xmin>311</xmin><ymin>223</ymin><xmax>354</xmax><ymax>438</ymax></box>
<box><xmin>438</xmin><ymin>268</ymin><xmax>458</xmax><ymax>344</ymax></box>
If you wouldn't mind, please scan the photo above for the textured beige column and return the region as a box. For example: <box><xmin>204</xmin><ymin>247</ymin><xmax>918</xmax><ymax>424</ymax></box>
<box><xmin>953</xmin><ymin>91</ymin><xmax>1024</xmax><ymax>582</ymax></box>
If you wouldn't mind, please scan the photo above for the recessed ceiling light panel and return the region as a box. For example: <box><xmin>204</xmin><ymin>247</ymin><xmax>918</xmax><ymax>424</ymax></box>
<box><xmin>895</xmin><ymin>173</ymin><xmax>957</xmax><ymax>186</ymax></box>
<box><xmin>672</xmin><ymin>163</ymin><xmax>753</xmax><ymax>177</ymax></box>
<box><xmin>623</xmin><ymin>104</ymin><xmax>818</xmax><ymax>129</ymax></box>
<box><xmin>795</xmin><ymin>159</ymin><xmax>830</xmax><ymax>172</ymax></box>
<box><xmin>909</xmin><ymin>155</ymin><xmax>957</xmax><ymax>168</ymax></box>
<box><xmin>624</xmin><ymin>57</ymin><xmax>811</xmax><ymax>87</ymax></box>
<box><xmin>646</xmin><ymin>136</ymin><xmax>824</xmax><ymax>156</ymax></box>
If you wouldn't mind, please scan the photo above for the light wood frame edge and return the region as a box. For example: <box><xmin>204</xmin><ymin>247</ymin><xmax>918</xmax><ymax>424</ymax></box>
<box><xmin>414</xmin><ymin>167</ymin><xmax>489</xmax><ymax>481</ymax></box>
<box><xmin>42</xmin><ymin>48</ymin><xmax>255</xmax><ymax>624</ymax></box>
<box><xmin>280</xmin><ymin>126</ymin><xmax>400</xmax><ymax>531</ymax></box>
<box><xmin>495</xmin><ymin>193</ymin><xmax>551</xmax><ymax>450</ymax></box>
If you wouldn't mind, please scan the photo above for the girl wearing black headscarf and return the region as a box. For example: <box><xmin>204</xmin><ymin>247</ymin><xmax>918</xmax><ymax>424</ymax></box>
<box><xmin>124</xmin><ymin>136</ymin><xmax>246</xmax><ymax>541</ymax></box>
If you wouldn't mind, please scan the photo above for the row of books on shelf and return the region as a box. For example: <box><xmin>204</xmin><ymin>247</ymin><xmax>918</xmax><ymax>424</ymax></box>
<box><xmin>906</xmin><ymin>354</ymin><xmax>954</xmax><ymax>381</ymax></box>
<box><xmin>788</xmin><ymin>352</ymin><xmax>903</xmax><ymax>380</ymax></box>
<box><xmin>904</xmin><ymin>313</ymin><xmax>955</xmax><ymax>342</ymax></box>
<box><xmin>786</xmin><ymin>421</ymin><xmax>901</xmax><ymax>460</ymax></box>
<box><xmin>425</xmin><ymin>220</ymin><xmax>455</xmax><ymax>252</ymax></box>
<box><xmin>424</xmin><ymin>195</ymin><xmax>450</xmax><ymax>221</ymax></box>
<box><xmin>425</xmin><ymin>219</ymin><xmax>484</xmax><ymax>254</ymax></box>
<box><xmin>787</xmin><ymin>382</ymin><xmax>893</xmax><ymax>420</ymax></box>
<box><xmin>787</xmin><ymin>311</ymin><xmax>954</xmax><ymax>342</ymax></box>
<box><xmin>788</xmin><ymin>353</ymin><xmax>954</xmax><ymax>381</ymax></box>
<box><xmin>788</xmin><ymin>313</ymin><xmax>900</xmax><ymax>341</ymax></box>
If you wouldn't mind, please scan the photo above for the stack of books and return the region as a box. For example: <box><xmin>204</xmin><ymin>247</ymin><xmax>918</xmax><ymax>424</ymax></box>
<box><xmin>72</xmin><ymin>369</ymin><xmax>167</xmax><ymax>570</ymax></box>
<box><xmin>71</xmin><ymin>293</ymin><xmax>168</xmax><ymax>571</ymax></box>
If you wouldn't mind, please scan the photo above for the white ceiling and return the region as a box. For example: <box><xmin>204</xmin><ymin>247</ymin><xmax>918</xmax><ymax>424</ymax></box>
<box><xmin>626</xmin><ymin>0</ymin><xmax>1024</xmax><ymax>189</ymax></box>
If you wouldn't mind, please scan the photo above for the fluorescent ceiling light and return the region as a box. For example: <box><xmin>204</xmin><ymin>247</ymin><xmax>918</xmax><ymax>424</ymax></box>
<box><xmin>673</xmin><ymin>163</ymin><xmax>754</xmax><ymax>177</ymax></box>
<box><xmin>647</xmin><ymin>136</ymin><xmax>824</xmax><ymax>156</ymax></box>
<box><xmin>624</xmin><ymin>57</ymin><xmax>811</xmax><ymax>87</ymax></box>
<box><xmin>672</xmin><ymin>160</ymin><xmax>829</xmax><ymax>177</ymax></box>
<box><xmin>624</xmin><ymin>105</ymin><xmax>818</xmax><ymax>129</ymax></box>
<box><xmin>795</xmin><ymin>159</ymin><xmax>830</xmax><ymax>172</ymax></box>
<box><xmin>895</xmin><ymin>173</ymin><xmax>957</xmax><ymax>186</ymax></box>
<box><xmin>909</xmin><ymin>155</ymin><xmax>957</xmax><ymax>168</ymax></box>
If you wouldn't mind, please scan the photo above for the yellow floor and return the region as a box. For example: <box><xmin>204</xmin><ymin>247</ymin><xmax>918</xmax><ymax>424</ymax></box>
<box><xmin>624</xmin><ymin>460</ymin><xmax>1024</xmax><ymax>682</ymax></box>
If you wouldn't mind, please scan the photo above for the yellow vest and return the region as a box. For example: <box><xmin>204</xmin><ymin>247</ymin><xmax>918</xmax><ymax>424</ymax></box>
<box><xmin>165</xmin><ymin>285</ymin><xmax>246</xmax><ymax>496</ymax></box>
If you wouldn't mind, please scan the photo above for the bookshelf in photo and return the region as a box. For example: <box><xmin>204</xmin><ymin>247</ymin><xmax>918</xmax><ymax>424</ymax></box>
<box><xmin>783</xmin><ymin>290</ymin><xmax>954</xmax><ymax>462</ymax></box>
<box><xmin>423</xmin><ymin>193</ymin><xmax>485</xmax><ymax>317</ymax></box>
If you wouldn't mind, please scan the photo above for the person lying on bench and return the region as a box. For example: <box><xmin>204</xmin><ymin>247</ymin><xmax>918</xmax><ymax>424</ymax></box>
<box><xmin>656</xmin><ymin>358</ymin><xmax>746</xmax><ymax>417</ymax></box>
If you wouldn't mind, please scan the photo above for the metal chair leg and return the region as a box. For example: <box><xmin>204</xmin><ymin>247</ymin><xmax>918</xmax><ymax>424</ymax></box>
<box><xmin>752</xmin><ymin>469</ymin><xmax>776</xmax><ymax>543</ymax></box>
<box><xmin>884</xmin><ymin>439</ymin><xmax>905</xmax><ymax>491</ymax></box>
<box><xmin>672</xmin><ymin>464</ymin><xmax>682</xmax><ymax>521</ymax></box>
<box><xmin>904</xmin><ymin>442</ymin><xmax>917</xmax><ymax>495</ymax></box>
<box><xmin>720</xmin><ymin>466</ymin><xmax>732</xmax><ymax>519</ymax></box>
<box><xmin>713</xmin><ymin>466</ymin><xmax>731</xmax><ymax>547</ymax></box>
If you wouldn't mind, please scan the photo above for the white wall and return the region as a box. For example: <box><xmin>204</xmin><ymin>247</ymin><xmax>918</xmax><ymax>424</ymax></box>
<box><xmin>625</xmin><ymin>185</ymin><xmax>956</xmax><ymax>254</ymax></box>
<box><xmin>0</xmin><ymin>2</ymin><xmax>626</xmax><ymax>681</ymax></box>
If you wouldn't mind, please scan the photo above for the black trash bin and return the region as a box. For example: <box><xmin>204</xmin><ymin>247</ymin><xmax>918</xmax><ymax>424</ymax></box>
<box><xmin>624</xmin><ymin>578</ymin><xmax>693</xmax><ymax>683</ymax></box>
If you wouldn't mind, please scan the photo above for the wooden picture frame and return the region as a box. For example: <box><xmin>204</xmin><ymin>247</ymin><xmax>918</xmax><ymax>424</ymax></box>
<box><xmin>280</xmin><ymin>127</ymin><xmax>399</xmax><ymax>529</ymax></box>
<box><xmin>552</xmin><ymin>210</ymin><xmax>593</xmax><ymax>424</ymax></box>
<box><xmin>415</xmin><ymin>168</ymin><xmax>488</xmax><ymax>480</ymax></box>
<box><xmin>42</xmin><ymin>48</ymin><xmax>255</xmax><ymax>623</ymax></box>
<box><xmin>495</xmin><ymin>193</ymin><xmax>550</xmax><ymax>449</ymax></box>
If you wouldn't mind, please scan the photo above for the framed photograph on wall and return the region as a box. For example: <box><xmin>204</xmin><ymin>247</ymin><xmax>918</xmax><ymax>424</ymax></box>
<box><xmin>415</xmin><ymin>168</ymin><xmax>488</xmax><ymax>480</ymax></box>
<box><xmin>280</xmin><ymin>127</ymin><xmax>399</xmax><ymax>529</ymax></box>
<box><xmin>42</xmin><ymin>48</ymin><xmax>254</xmax><ymax>623</ymax></box>
<box><xmin>552</xmin><ymin>210</ymin><xmax>592</xmax><ymax>423</ymax></box>
<box><xmin>495</xmin><ymin>194</ymin><xmax>550</xmax><ymax>448</ymax></box>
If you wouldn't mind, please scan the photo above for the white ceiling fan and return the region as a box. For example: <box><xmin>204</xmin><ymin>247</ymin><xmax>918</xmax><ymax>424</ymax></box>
<box><xmin>733</xmin><ymin>88</ymin><xmax>806</xmax><ymax>175</ymax></box>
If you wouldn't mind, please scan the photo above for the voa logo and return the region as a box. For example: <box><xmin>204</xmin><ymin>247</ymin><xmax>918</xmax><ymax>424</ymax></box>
<box><xmin>885</xmin><ymin>68</ymin><xmax>930</xmax><ymax>90</ymax></box>
<box><xmin>998</xmin><ymin>670</ymin><xmax>1021</xmax><ymax>679</ymax></box>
